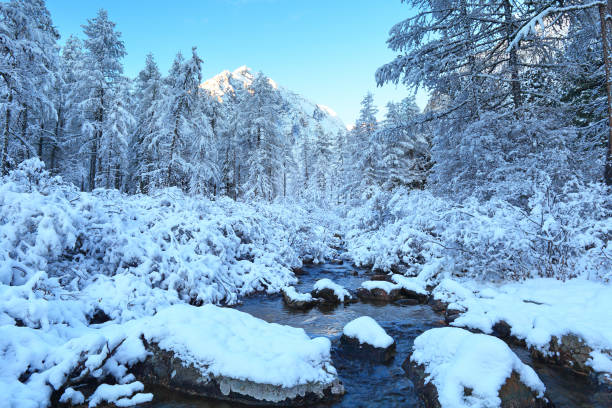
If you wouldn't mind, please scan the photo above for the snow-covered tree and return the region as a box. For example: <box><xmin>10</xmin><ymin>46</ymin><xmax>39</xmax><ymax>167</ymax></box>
<box><xmin>130</xmin><ymin>53</ymin><xmax>165</xmax><ymax>193</ymax></box>
<box><xmin>239</xmin><ymin>72</ymin><xmax>283</xmax><ymax>200</ymax></box>
<box><xmin>377</xmin><ymin>97</ymin><xmax>429</xmax><ymax>190</ymax></box>
<box><xmin>0</xmin><ymin>0</ymin><xmax>59</xmax><ymax>173</ymax></box>
<box><xmin>77</xmin><ymin>9</ymin><xmax>126</xmax><ymax>190</ymax></box>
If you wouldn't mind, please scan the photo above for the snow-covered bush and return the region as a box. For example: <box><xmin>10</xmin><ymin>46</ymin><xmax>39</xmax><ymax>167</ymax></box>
<box><xmin>1</xmin><ymin>159</ymin><xmax>339</xmax><ymax>323</ymax></box>
<box><xmin>345</xmin><ymin>181</ymin><xmax>611</xmax><ymax>282</ymax></box>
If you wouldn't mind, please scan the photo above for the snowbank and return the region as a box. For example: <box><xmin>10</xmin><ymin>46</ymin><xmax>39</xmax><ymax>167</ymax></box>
<box><xmin>432</xmin><ymin>278</ymin><xmax>612</xmax><ymax>375</ymax></box>
<box><xmin>410</xmin><ymin>327</ymin><xmax>545</xmax><ymax>408</ymax></box>
<box><xmin>342</xmin><ymin>316</ymin><xmax>394</xmax><ymax>348</ymax></box>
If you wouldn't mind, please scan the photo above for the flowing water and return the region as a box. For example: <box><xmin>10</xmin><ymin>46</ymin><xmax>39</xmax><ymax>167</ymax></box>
<box><xmin>146</xmin><ymin>260</ymin><xmax>607</xmax><ymax>408</ymax></box>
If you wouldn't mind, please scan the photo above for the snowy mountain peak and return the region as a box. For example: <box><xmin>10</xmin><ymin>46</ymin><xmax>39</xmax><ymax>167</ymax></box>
<box><xmin>201</xmin><ymin>67</ymin><xmax>346</xmax><ymax>135</ymax></box>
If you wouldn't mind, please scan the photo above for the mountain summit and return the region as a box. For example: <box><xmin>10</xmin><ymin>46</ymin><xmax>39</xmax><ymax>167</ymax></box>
<box><xmin>201</xmin><ymin>66</ymin><xmax>347</xmax><ymax>134</ymax></box>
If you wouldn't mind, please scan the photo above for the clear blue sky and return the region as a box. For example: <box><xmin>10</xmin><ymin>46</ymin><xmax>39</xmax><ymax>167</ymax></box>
<box><xmin>47</xmin><ymin>0</ymin><xmax>427</xmax><ymax>125</ymax></box>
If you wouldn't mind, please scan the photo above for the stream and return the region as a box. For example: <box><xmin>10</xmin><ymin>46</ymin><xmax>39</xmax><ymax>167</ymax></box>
<box><xmin>146</xmin><ymin>259</ymin><xmax>605</xmax><ymax>408</ymax></box>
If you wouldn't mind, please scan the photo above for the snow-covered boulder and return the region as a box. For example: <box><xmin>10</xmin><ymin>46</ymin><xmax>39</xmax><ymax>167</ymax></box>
<box><xmin>282</xmin><ymin>286</ymin><xmax>318</xmax><ymax>310</ymax></box>
<box><xmin>356</xmin><ymin>280</ymin><xmax>403</xmax><ymax>302</ymax></box>
<box><xmin>311</xmin><ymin>279</ymin><xmax>353</xmax><ymax>304</ymax></box>
<box><xmin>431</xmin><ymin>278</ymin><xmax>612</xmax><ymax>382</ymax></box>
<box><xmin>356</xmin><ymin>275</ymin><xmax>429</xmax><ymax>304</ymax></box>
<box><xmin>134</xmin><ymin>304</ymin><xmax>344</xmax><ymax>406</ymax></box>
<box><xmin>404</xmin><ymin>327</ymin><xmax>551</xmax><ymax>408</ymax></box>
<box><xmin>340</xmin><ymin>316</ymin><xmax>395</xmax><ymax>363</ymax></box>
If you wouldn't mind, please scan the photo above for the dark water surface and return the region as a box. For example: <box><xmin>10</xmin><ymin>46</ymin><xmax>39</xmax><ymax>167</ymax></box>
<box><xmin>145</xmin><ymin>261</ymin><xmax>606</xmax><ymax>408</ymax></box>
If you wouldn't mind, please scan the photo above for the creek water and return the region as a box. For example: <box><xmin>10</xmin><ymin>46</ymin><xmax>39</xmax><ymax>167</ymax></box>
<box><xmin>146</xmin><ymin>260</ymin><xmax>606</xmax><ymax>408</ymax></box>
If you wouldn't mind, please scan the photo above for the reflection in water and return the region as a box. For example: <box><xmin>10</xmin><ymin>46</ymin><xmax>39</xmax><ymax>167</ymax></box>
<box><xmin>143</xmin><ymin>261</ymin><xmax>607</xmax><ymax>408</ymax></box>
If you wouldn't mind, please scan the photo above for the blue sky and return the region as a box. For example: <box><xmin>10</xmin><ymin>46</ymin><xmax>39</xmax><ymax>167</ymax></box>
<box><xmin>47</xmin><ymin>0</ymin><xmax>426</xmax><ymax>125</ymax></box>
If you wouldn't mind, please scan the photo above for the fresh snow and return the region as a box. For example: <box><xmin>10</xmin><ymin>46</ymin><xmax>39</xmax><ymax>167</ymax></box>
<box><xmin>411</xmin><ymin>327</ymin><xmax>545</xmax><ymax>408</ymax></box>
<box><xmin>313</xmin><ymin>278</ymin><xmax>351</xmax><ymax>302</ymax></box>
<box><xmin>360</xmin><ymin>274</ymin><xmax>428</xmax><ymax>294</ymax></box>
<box><xmin>137</xmin><ymin>304</ymin><xmax>336</xmax><ymax>388</ymax></box>
<box><xmin>282</xmin><ymin>286</ymin><xmax>314</xmax><ymax>302</ymax></box>
<box><xmin>433</xmin><ymin>278</ymin><xmax>612</xmax><ymax>373</ymax></box>
<box><xmin>361</xmin><ymin>280</ymin><xmax>397</xmax><ymax>292</ymax></box>
<box><xmin>343</xmin><ymin>316</ymin><xmax>394</xmax><ymax>348</ymax></box>
<box><xmin>88</xmin><ymin>382</ymin><xmax>152</xmax><ymax>408</ymax></box>
<box><xmin>0</xmin><ymin>163</ymin><xmax>342</xmax><ymax>407</ymax></box>
<box><xmin>1</xmin><ymin>302</ymin><xmax>338</xmax><ymax>407</ymax></box>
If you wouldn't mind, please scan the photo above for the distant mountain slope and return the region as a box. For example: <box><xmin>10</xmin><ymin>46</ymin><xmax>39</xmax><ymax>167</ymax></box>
<box><xmin>201</xmin><ymin>66</ymin><xmax>347</xmax><ymax>136</ymax></box>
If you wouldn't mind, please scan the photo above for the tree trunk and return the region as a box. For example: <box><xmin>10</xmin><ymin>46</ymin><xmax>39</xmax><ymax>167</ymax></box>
<box><xmin>21</xmin><ymin>106</ymin><xmax>28</xmax><ymax>159</ymax></box>
<box><xmin>167</xmin><ymin>115</ymin><xmax>180</xmax><ymax>186</ymax></box>
<box><xmin>50</xmin><ymin>106</ymin><xmax>62</xmax><ymax>173</ymax></box>
<box><xmin>1</xmin><ymin>92</ymin><xmax>12</xmax><ymax>175</ymax></box>
<box><xmin>600</xmin><ymin>1</ymin><xmax>612</xmax><ymax>185</ymax></box>
<box><xmin>89</xmin><ymin>128</ymin><xmax>99</xmax><ymax>191</ymax></box>
<box><xmin>89</xmin><ymin>92</ymin><xmax>103</xmax><ymax>191</ymax></box>
<box><xmin>503</xmin><ymin>0</ymin><xmax>522</xmax><ymax>109</ymax></box>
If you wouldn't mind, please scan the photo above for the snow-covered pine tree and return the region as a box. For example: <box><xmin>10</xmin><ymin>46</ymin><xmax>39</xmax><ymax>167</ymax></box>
<box><xmin>130</xmin><ymin>53</ymin><xmax>165</xmax><ymax>193</ymax></box>
<box><xmin>78</xmin><ymin>9</ymin><xmax>126</xmax><ymax>190</ymax></box>
<box><xmin>154</xmin><ymin>48</ymin><xmax>215</xmax><ymax>192</ymax></box>
<box><xmin>352</xmin><ymin>93</ymin><xmax>379</xmax><ymax>197</ymax></box>
<box><xmin>0</xmin><ymin>0</ymin><xmax>59</xmax><ymax>174</ymax></box>
<box><xmin>312</xmin><ymin>123</ymin><xmax>333</xmax><ymax>203</ymax></box>
<box><xmin>378</xmin><ymin>97</ymin><xmax>429</xmax><ymax>190</ymax></box>
<box><xmin>240</xmin><ymin>72</ymin><xmax>283</xmax><ymax>201</ymax></box>
<box><xmin>98</xmin><ymin>76</ymin><xmax>135</xmax><ymax>190</ymax></box>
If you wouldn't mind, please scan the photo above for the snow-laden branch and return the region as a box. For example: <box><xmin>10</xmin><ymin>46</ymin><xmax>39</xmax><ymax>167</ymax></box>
<box><xmin>508</xmin><ymin>1</ymin><xmax>605</xmax><ymax>51</ymax></box>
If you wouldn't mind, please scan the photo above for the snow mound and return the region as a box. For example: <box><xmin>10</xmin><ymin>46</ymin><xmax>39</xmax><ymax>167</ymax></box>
<box><xmin>313</xmin><ymin>279</ymin><xmax>351</xmax><ymax>302</ymax></box>
<box><xmin>343</xmin><ymin>316</ymin><xmax>394</xmax><ymax>348</ymax></box>
<box><xmin>411</xmin><ymin>327</ymin><xmax>545</xmax><ymax>407</ymax></box>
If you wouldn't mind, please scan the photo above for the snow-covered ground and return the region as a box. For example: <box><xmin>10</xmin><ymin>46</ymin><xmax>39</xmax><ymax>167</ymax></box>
<box><xmin>410</xmin><ymin>327</ymin><xmax>545</xmax><ymax>408</ymax></box>
<box><xmin>432</xmin><ymin>278</ymin><xmax>612</xmax><ymax>374</ymax></box>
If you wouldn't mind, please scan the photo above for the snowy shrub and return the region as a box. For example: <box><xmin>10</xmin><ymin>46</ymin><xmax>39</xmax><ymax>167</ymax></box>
<box><xmin>1</xmin><ymin>159</ymin><xmax>339</xmax><ymax>323</ymax></box>
<box><xmin>345</xmin><ymin>181</ymin><xmax>611</xmax><ymax>283</ymax></box>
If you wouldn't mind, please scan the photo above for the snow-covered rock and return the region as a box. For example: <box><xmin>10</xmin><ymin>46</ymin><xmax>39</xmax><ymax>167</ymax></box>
<box><xmin>134</xmin><ymin>304</ymin><xmax>344</xmax><ymax>405</ymax></box>
<box><xmin>311</xmin><ymin>279</ymin><xmax>352</xmax><ymax>304</ymax></box>
<box><xmin>432</xmin><ymin>278</ymin><xmax>612</xmax><ymax>379</ymax></box>
<box><xmin>356</xmin><ymin>275</ymin><xmax>429</xmax><ymax>304</ymax></box>
<box><xmin>282</xmin><ymin>286</ymin><xmax>318</xmax><ymax>310</ymax></box>
<box><xmin>405</xmin><ymin>327</ymin><xmax>550</xmax><ymax>408</ymax></box>
<box><xmin>340</xmin><ymin>316</ymin><xmax>395</xmax><ymax>363</ymax></box>
<box><xmin>343</xmin><ymin>316</ymin><xmax>394</xmax><ymax>348</ymax></box>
